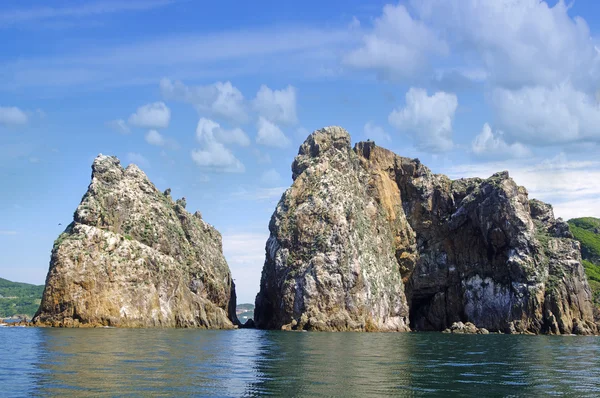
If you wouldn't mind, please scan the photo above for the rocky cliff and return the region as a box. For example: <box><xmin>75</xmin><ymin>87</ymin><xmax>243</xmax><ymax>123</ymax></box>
<box><xmin>33</xmin><ymin>155</ymin><xmax>238</xmax><ymax>328</ymax></box>
<box><xmin>254</xmin><ymin>127</ymin><xmax>596</xmax><ymax>334</ymax></box>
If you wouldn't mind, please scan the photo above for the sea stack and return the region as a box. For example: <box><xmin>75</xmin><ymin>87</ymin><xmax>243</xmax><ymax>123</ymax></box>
<box><xmin>33</xmin><ymin>155</ymin><xmax>238</xmax><ymax>328</ymax></box>
<box><xmin>254</xmin><ymin>126</ymin><xmax>596</xmax><ymax>334</ymax></box>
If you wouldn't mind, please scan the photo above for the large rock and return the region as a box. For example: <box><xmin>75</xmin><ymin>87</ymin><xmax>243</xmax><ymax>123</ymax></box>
<box><xmin>33</xmin><ymin>155</ymin><xmax>238</xmax><ymax>328</ymax></box>
<box><xmin>254</xmin><ymin>127</ymin><xmax>410</xmax><ymax>331</ymax></box>
<box><xmin>254</xmin><ymin>127</ymin><xmax>596</xmax><ymax>334</ymax></box>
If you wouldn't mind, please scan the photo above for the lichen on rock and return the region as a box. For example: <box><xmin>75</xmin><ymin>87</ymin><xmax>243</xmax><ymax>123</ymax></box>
<box><xmin>255</xmin><ymin>127</ymin><xmax>410</xmax><ymax>331</ymax></box>
<box><xmin>33</xmin><ymin>155</ymin><xmax>238</xmax><ymax>328</ymax></box>
<box><xmin>254</xmin><ymin>126</ymin><xmax>597</xmax><ymax>335</ymax></box>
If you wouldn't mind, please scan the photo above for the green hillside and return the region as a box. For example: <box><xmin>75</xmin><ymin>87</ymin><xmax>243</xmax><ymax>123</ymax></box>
<box><xmin>568</xmin><ymin>217</ymin><xmax>600</xmax><ymax>305</ymax></box>
<box><xmin>0</xmin><ymin>277</ymin><xmax>44</xmax><ymax>318</ymax></box>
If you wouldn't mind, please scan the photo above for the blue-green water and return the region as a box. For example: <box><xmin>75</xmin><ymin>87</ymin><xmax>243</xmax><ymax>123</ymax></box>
<box><xmin>1</xmin><ymin>328</ymin><xmax>600</xmax><ymax>397</ymax></box>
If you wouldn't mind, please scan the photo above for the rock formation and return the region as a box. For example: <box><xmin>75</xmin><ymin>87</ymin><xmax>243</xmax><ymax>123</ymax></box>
<box><xmin>254</xmin><ymin>126</ymin><xmax>597</xmax><ymax>334</ymax></box>
<box><xmin>33</xmin><ymin>155</ymin><xmax>238</xmax><ymax>328</ymax></box>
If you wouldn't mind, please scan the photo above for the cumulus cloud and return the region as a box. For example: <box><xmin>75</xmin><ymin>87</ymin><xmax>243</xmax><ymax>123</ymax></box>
<box><xmin>412</xmin><ymin>0</ymin><xmax>600</xmax><ymax>89</ymax></box>
<box><xmin>192</xmin><ymin>116</ymin><xmax>249</xmax><ymax>147</ymax></box>
<box><xmin>253</xmin><ymin>85</ymin><xmax>297</xmax><ymax>125</ymax></box>
<box><xmin>214</xmin><ymin>127</ymin><xmax>250</xmax><ymax>147</ymax></box>
<box><xmin>106</xmin><ymin>119</ymin><xmax>130</xmax><ymax>134</ymax></box>
<box><xmin>344</xmin><ymin>3</ymin><xmax>447</xmax><ymax>80</ymax></box>
<box><xmin>492</xmin><ymin>83</ymin><xmax>600</xmax><ymax>145</ymax></box>
<box><xmin>191</xmin><ymin>118</ymin><xmax>244</xmax><ymax>173</ymax></box>
<box><xmin>363</xmin><ymin>122</ymin><xmax>391</xmax><ymax>143</ymax></box>
<box><xmin>160</xmin><ymin>78</ymin><xmax>247</xmax><ymax>123</ymax></box>
<box><xmin>256</xmin><ymin>117</ymin><xmax>290</xmax><ymax>148</ymax></box>
<box><xmin>145</xmin><ymin>129</ymin><xmax>165</xmax><ymax>146</ymax></box>
<box><xmin>0</xmin><ymin>106</ymin><xmax>28</xmax><ymax>126</ymax></box>
<box><xmin>388</xmin><ymin>88</ymin><xmax>457</xmax><ymax>152</ymax></box>
<box><xmin>471</xmin><ymin>124</ymin><xmax>530</xmax><ymax>159</ymax></box>
<box><xmin>128</xmin><ymin>102</ymin><xmax>170</xmax><ymax>129</ymax></box>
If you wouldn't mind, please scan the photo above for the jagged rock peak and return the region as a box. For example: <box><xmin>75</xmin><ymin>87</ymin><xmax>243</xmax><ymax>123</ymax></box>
<box><xmin>291</xmin><ymin>126</ymin><xmax>352</xmax><ymax>180</ymax></box>
<box><xmin>255</xmin><ymin>127</ymin><xmax>597</xmax><ymax>335</ymax></box>
<box><xmin>33</xmin><ymin>155</ymin><xmax>239</xmax><ymax>328</ymax></box>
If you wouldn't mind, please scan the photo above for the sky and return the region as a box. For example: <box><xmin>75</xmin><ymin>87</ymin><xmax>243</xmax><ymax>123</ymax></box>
<box><xmin>1</xmin><ymin>0</ymin><xmax>600</xmax><ymax>303</ymax></box>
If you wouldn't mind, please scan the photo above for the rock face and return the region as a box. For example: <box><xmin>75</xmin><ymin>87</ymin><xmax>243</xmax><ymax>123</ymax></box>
<box><xmin>254</xmin><ymin>127</ymin><xmax>596</xmax><ymax>334</ymax></box>
<box><xmin>254</xmin><ymin>127</ymin><xmax>410</xmax><ymax>331</ymax></box>
<box><xmin>33</xmin><ymin>155</ymin><xmax>238</xmax><ymax>328</ymax></box>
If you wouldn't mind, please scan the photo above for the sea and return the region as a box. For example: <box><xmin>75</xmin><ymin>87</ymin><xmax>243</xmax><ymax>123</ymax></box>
<box><xmin>1</xmin><ymin>327</ymin><xmax>599</xmax><ymax>397</ymax></box>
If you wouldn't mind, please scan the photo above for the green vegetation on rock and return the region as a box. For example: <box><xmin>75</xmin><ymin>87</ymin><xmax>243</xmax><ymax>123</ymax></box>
<box><xmin>568</xmin><ymin>217</ymin><xmax>600</xmax><ymax>305</ymax></box>
<box><xmin>0</xmin><ymin>277</ymin><xmax>44</xmax><ymax>318</ymax></box>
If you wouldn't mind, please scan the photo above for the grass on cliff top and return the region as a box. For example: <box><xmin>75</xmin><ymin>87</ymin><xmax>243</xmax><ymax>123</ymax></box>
<box><xmin>568</xmin><ymin>218</ymin><xmax>600</xmax><ymax>261</ymax></box>
<box><xmin>0</xmin><ymin>277</ymin><xmax>44</xmax><ymax>318</ymax></box>
<box><xmin>568</xmin><ymin>217</ymin><xmax>600</xmax><ymax>305</ymax></box>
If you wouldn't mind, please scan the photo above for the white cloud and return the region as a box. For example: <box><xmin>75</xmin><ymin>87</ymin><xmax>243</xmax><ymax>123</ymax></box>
<box><xmin>2</xmin><ymin>25</ymin><xmax>353</xmax><ymax>91</ymax></box>
<box><xmin>412</xmin><ymin>0</ymin><xmax>600</xmax><ymax>89</ymax></box>
<box><xmin>0</xmin><ymin>106</ymin><xmax>28</xmax><ymax>126</ymax></box>
<box><xmin>0</xmin><ymin>1</ymin><xmax>175</xmax><ymax>26</ymax></box>
<box><xmin>388</xmin><ymin>88</ymin><xmax>457</xmax><ymax>152</ymax></box>
<box><xmin>214</xmin><ymin>127</ymin><xmax>250</xmax><ymax>147</ymax></box>
<box><xmin>253</xmin><ymin>85</ymin><xmax>297</xmax><ymax>125</ymax></box>
<box><xmin>471</xmin><ymin>123</ymin><xmax>530</xmax><ymax>159</ymax></box>
<box><xmin>106</xmin><ymin>119</ymin><xmax>130</xmax><ymax>134</ymax></box>
<box><xmin>492</xmin><ymin>83</ymin><xmax>600</xmax><ymax>145</ymax></box>
<box><xmin>160</xmin><ymin>79</ymin><xmax>247</xmax><ymax>123</ymax></box>
<box><xmin>191</xmin><ymin>144</ymin><xmax>244</xmax><ymax>173</ymax></box>
<box><xmin>0</xmin><ymin>230</ymin><xmax>18</xmax><ymax>236</ymax></box>
<box><xmin>128</xmin><ymin>102</ymin><xmax>170</xmax><ymax>129</ymax></box>
<box><xmin>344</xmin><ymin>3</ymin><xmax>447</xmax><ymax>80</ymax></box>
<box><xmin>191</xmin><ymin>118</ymin><xmax>245</xmax><ymax>173</ymax></box>
<box><xmin>260</xmin><ymin>169</ymin><xmax>282</xmax><ymax>185</ymax></box>
<box><xmin>145</xmin><ymin>129</ymin><xmax>165</xmax><ymax>146</ymax></box>
<box><xmin>363</xmin><ymin>122</ymin><xmax>391</xmax><ymax>143</ymax></box>
<box><xmin>193</xmin><ymin>116</ymin><xmax>249</xmax><ymax>147</ymax></box>
<box><xmin>126</xmin><ymin>152</ymin><xmax>150</xmax><ymax>168</ymax></box>
<box><xmin>256</xmin><ymin>117</ymin><xmax>290</xmax><ymax>148</ymax></box>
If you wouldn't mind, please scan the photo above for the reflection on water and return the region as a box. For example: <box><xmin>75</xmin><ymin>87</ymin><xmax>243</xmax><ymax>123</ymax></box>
<box><xmin>1</xmin><ymin>328</ymin><xmax>600</xmax><ymax>396</ymax></box>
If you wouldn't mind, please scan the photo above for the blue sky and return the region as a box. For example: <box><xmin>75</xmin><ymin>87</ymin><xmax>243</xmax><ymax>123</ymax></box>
<box><xmin>1</xmin><ymin>0</ymin><xmax>600</xmax><ymax>303</ymax></box>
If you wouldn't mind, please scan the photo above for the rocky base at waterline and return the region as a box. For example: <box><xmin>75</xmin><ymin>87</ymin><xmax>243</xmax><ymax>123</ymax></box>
<box><xmin>443</xmin><ymin>322</ymin><xmax>489</xmax><ymax>335</ymax></box>
<box><xmin>32</xmin><ymin>155</ymin><xmax>239</xmax><ymax>328</ymax></box>
<box><xmin>254</xmin><ymin>126</ymin><xmax>597</xmax><ymax>335</ymax></box>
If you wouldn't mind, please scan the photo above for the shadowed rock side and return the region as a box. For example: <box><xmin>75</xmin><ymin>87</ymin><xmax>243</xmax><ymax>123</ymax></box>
<box><xmin>33</xmin><ymin>155</ymin><xmax>238</xmax><ymax>328</ymax></box>
<box><xmin>255</xmin><ymin>127</ymin><xmax>596</xmax><ymax>335</ymax></box>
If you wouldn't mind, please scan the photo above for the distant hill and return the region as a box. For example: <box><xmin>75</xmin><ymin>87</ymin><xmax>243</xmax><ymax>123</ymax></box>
<box><xmin>236</xmin><ymin>303</ymin><xmax>254</xmax><ymax>311</ymax></box>
<box><xmin>236</xmin><ymin>303</ymin><xmax>254</xmax><ymax>322</ymax></box>
<box><xmin>0</xmin><ymin>278</ymin><xmax>44</xmax><ymax>318</ymax></box>
<box><xmin>568</xmin><ymin>217</ymin><xmax>600</xmax><ymax>305</ymax></box>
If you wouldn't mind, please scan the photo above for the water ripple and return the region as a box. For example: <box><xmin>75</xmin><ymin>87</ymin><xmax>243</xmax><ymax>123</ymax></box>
<box><xmin>1</xmin><ymin>329</ymin><xmax>600</xmax><ymax>396</ymax></box>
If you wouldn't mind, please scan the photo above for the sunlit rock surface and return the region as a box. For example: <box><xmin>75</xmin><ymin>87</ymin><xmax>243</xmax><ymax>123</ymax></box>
<box><xmin>33</xmin><ymin>155</ymin><xmax>238</xmax><ymax>328</ymax></box>
<box><xmin>255</xmin><ymin>127</ymin><xmax>596</xmax><ymax>334</ymax></box>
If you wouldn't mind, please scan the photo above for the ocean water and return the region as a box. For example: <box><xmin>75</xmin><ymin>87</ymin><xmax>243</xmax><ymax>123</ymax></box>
<box><xmin>1</xmin><ymin>328</ymin><xmax>600</xmax><ymax>397</ymax></box>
